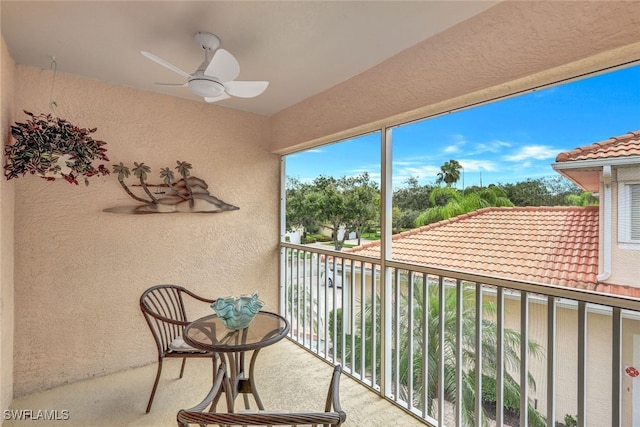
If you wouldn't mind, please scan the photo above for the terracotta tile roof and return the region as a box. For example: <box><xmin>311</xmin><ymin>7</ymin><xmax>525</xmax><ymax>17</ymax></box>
<box><xmin>555</xmin><ymin>130</ymin><xmax>640</xmax><ymax>162</ymax></box>
<box><xmin>346</xmin><ymin>206</ymin><xmax>640</xmax><ymax>299</ymax></box>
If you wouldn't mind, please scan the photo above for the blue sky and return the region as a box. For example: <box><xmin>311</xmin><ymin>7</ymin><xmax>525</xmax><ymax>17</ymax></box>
<box><xmin>285</xmin><ymin>64</ymin><xmax>640</xmax><ymax>189</ymax></box>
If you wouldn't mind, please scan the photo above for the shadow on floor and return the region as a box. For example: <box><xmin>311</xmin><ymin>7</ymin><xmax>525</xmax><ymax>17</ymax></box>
<box><xmin>6</xmin><ymin>339</ymin><xmax>423</xmax><ymax>426</ymax></box>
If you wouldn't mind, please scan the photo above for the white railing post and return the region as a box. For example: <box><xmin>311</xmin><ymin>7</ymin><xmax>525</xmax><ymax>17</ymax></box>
<box><xmin>371</xmin><ymin>264</ymin><xmax>378</xmax><ymax>388</ymax></box>
<box><xmin>577</xmin><ymin>302</ymin><xmax>587</xmax><ymax>427</ymax></box>
<box><xmin>612</xmin><ymin>307</ymin><xmax>622</xmax><ymax>427</ymax></box>
<box><xmin>438</xmin><ymin>276</ymin><xmax>446</xmax><ymax>426</ymax></box>
<box><xmin>455</xmin><ymin>279</ymin><xmax>464</xmax><ymax>425</ymax></box>
<box><xmin>520</xmin><ymin>291</ymin><xmax>529</xmax><ymax>427</ymax></box>
<box><xmin>547</xmin><ymin>296</ymin><xmax>557</xmax><ymax>427</ymax></box>
<box><xmin>423</xmin><ymin>273</ymin><xmax>430</xmax><ymax>418</ymax></box>
<box><xmin>496</xmin><ymin>286</ymin><xmax>505</xmax><ymax>427</ymax></box>
<box><xmin>475</xmin><ymin>283</ymin><xmax>483</xmax><ymax>425</ymax></box>
<box><xmin>407</xmin><ymin>272</ymin><xmax>415</xmax><ymax>410</ymax></box>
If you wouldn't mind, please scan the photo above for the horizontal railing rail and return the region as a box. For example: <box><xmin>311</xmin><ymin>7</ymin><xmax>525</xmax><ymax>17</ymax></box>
<box><xmin>281</xmin><ymin>242</ymin><xmax>640</xmax><ymax>311</ymax></box>
<box><xmin>280</xmin><ymin>242</ymin><xmax>640</xmax><ymax>427</ymax></box>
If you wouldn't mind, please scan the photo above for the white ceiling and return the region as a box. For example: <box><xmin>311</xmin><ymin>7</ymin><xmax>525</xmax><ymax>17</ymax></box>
<box><xmin>1</xmin><ymin>1</ymin><xmax>498</xmax><ymax>116</ymax></box>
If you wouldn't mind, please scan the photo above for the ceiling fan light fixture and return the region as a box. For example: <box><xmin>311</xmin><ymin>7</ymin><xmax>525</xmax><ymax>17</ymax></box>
<box><xmin>142</xmin><ymin>31</ymin><xmax>268</xmax><ymax>103</ymax></box>
<box><xmin>188</xmin><ymin>78</ymin><xmax>225</xmax><ymax>98</ymax></box>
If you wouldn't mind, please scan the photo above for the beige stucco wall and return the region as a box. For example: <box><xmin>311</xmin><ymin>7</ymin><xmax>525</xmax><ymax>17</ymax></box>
<box><xmin>11</xmin><ymin>66</ymin><xmax>278</xmax><ymax>396</ymax></box>
<box><xmin>270</xmin><ymin>1</ymin><xmax>640</xmax><ymax>153</ymax></box>
<box><xmin>502</xmin><ymin>297</ymin><xmax>640</xmax><ymax>427</ymax></box>
<box><xmin>0</xmin><ymin>35</ymin><xmax>16</xmax><ymax>413</ymax></box>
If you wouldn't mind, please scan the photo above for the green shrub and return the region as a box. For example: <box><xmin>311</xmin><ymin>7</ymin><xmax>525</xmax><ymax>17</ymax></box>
<box><xmin>307</xmin><ymin>233</ymin><xmax>332</xmax><ymax>242</ymax></box>
<box><xmin>564</xmin><ymin>414</ymin><xmax>577</xmax><ymax>427</ymax></box>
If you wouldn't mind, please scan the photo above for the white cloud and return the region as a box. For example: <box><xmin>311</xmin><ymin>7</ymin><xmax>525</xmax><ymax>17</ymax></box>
<box><xmin>393</xmin><ymin>160</ymin><xmax>421</xmax><ymax>167</ymax></box>
<box><xmin>503</xmin><ymin>145</ymin><xmax>557</xmax><ymax>162</ymax></box>
<box><xmin>472</xmin><ymin>139</ymin><xmax>512</xmax><ymax>154</ymax></box>
<box><xmin>458</xmin><ymin>159</ymin><xmax>498</xmax><ymax>172</ymax></box>
<box><xmin>392</xmin><ymin>165</ymin><xmax>441</xmax><ymax>186</ymax></box>
<box><xmin>444</xmin><ymin>145</ymin><xmax>459</xmax><ymax>154</ymax></box>
<box><xmin>442</xmin><ymin>133</ymin><xmax>468</xmax><ymax>154</ymax></box>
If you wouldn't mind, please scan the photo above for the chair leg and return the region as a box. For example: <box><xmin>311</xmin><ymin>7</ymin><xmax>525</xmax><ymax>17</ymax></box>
<box><xmin>146</xmin><ymin>358</ymin><xmax>164</xmax><ymax>413</ymax></box>
<box><xmin>179</xmin><ymin>357</ymin><xmax>187</xmax><ymax>379</ymax></box>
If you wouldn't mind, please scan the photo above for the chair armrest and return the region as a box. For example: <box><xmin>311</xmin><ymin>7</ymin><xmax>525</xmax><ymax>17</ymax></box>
<box><xmin>181</xmin><ymin>288</ymin><xmax>216</xmax><ymax>305</ymax></box>
<box><xmin>144</xmin><ymin>311</ymin><xmax>190</xmax><ymax>327</ymax></box>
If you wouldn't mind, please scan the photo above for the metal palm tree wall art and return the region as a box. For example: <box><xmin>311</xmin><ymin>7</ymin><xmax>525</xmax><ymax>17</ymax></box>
<box><xmin>107</xmin><ymin>160</ymin><xmax>239</xmax><ymax>214</ymax></box>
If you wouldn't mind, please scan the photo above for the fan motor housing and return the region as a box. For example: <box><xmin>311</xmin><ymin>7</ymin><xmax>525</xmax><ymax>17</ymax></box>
<box><xmin>188</xmin><ymin>77</ymin><xmax>225</xmax><ymax>97</ymax></box>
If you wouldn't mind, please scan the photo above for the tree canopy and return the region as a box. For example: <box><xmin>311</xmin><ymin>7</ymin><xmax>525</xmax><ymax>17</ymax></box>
<box><xmin>286</xmin><ymin>173</ymin><xmax>379</xmax><ymax>250</ymax></box>
<box><xmin>436</xmin><ymin>159</ymin><xmax>462</xmax><ymax>187</ymax></box>
<box><xmin>416</xmin><ymin>185</ymin><xmax>514</xmax><ymax>226</ymax></box>
<box><xmin>499</xmin><ymin>176</ymin><xmax>586</xmax><ymax>206</ymax></box>
<box><xmin>286</xmin><ymin>159</ymin><xmax>592</xmax><ymax>245</ymax></box>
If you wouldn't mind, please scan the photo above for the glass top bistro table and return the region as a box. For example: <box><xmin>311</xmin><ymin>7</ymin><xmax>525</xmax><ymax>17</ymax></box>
<box><xmin>183</xmin><ymin>311</ymin><xmax>290</xmax><ymax>410</ymax></box>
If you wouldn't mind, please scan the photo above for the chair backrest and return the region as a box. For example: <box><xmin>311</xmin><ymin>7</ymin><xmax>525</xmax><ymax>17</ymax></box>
<box><xmin>177</xmin><ymin>364</ymin><xmax>346</xmax><ymax>426</ymax></box>
<box><xmin>140</xmin><ymin>285</ymin><xmax>192</xmax><ymax>354</ymax></box>
<box><xmin>323</xmin><ymin>364</ymin><xmax>343</xmax><ymax>415</ymax></box>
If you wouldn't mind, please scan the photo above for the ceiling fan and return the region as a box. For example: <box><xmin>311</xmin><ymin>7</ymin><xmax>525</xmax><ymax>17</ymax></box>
<box><xmin>141</xmin><ymin>32</ymin><xmax>268</xmax><ymax>103</ymax></box>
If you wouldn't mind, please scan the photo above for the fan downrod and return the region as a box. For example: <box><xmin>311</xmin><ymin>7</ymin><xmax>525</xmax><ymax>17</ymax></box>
<box><xmin>194</xmin><ymin>32</ymin><xmax>220</xmax><ymax>52</ymax></box>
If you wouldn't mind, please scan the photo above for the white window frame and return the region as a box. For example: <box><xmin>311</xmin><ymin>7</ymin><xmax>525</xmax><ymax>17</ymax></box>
<box><xmin>618</xmin><ymin>181</ymin><xmax>640</xmax><ymax>249</ymax></box>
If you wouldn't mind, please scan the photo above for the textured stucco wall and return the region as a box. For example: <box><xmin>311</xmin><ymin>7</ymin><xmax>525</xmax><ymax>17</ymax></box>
<box><xmin>0</xmin><ymin>35</ymin><xmax>16</xmax><ymax>413</ymax></box>
<box><xmin>270</xmin><ymin>1</ymin><xmax>640</xmax><ymax>153</ymax></box>
<box><xmin>12</xmin><ymin>66</ymin><xmax>278</xmax><ymax>396</ymax></box>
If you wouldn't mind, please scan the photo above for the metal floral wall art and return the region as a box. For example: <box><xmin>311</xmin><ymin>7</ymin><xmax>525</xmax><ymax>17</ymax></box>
<box><xmin>109</xmin><ymin>160</ymin><xmax>239</xmax><ymax>214</ymax></box>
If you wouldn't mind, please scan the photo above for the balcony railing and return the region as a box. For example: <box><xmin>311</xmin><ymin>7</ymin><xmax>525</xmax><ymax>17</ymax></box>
<box><xmin>280</xmin><ymin>242</ymin><xmax>640</xmax><ymax>427</ymax></box>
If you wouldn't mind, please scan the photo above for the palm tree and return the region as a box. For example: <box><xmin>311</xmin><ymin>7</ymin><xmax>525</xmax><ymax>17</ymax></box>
<box><xmin>436</xmin><ymin>160</ymin><xmax>462</xmax><ymax>187</ymax></box>
<box><xmin>175</xmin><ymin>161</ymin><xmax>194</xmax><ymax>207</ymax></box>
<box><xmin>132</xmin><ymin>162</ymin><xmax>158</xmax><ymax>204</ymax></box>
<box><xmin>416</xmin><ymin>185</ymin><xmax>514</xmax><ymax>226</ymax></box>
<box><xmin>159</xmin><ymin>167</ymin><xmax>189</xmax><ymax>200</ymax></box>
<box><xmin>112</xmin><ymin>162</ymin><xmax>153</xmax><ymax>205</ymax></box>
<box><xmin>331</xmin><ymin>278</ymin><xmax>545</xmax><ymax>427</ymax></box>
<box><xmin>566</xmin><ymin>191</ymin><xmax>598</xmax><ymax>206</ymax></box>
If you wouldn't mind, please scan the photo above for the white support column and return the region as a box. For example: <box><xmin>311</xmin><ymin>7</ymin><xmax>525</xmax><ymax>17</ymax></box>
<box><xmin>379</xmin><ymin>127</ymin><xmax>393</xmax><ymax>397</ymax></box>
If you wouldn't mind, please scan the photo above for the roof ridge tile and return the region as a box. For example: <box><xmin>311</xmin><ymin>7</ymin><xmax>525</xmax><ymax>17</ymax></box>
<box><xmin>556</xmin><ymin>130</ymin><xmax>640</xmax><ymax>162</ymax></box>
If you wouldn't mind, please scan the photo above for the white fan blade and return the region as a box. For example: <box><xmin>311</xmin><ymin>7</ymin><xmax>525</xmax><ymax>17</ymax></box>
<box><xmin>155</xmin><ymin>82</ymin><xmax>188</xmax><ymax>87</ymax></box>
<box><xmin>225</xmin><ymin>81</ymin><xmax>269</xmax><ymax>98</ymax></box>
<box><xmin>141</xmin><ymin>51</ymin><xmax>191</xmax><ymax>78</ymax></box>
<box><xmin>204</xmin><ymin>92</ymin><xmax>231</xmax><ymax>103</ymax></box>
<box><xmin>205</xmin><ymin>49</ymin><xmax>239</xmax><ymax>82</ymax></box>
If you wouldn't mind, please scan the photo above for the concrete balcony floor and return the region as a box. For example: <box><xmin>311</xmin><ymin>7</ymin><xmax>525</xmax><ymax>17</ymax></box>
<box><xmin>6</xmin><ymin>339</ymin><xmax>423</xmax><ymax>426</ymax></box>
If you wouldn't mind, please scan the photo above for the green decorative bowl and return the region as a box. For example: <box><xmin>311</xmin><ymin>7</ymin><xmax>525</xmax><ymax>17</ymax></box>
<box><xmin>211</xmin><ymin>292</ymin><xmax>264</xmax><ymax>330</ymax></box>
